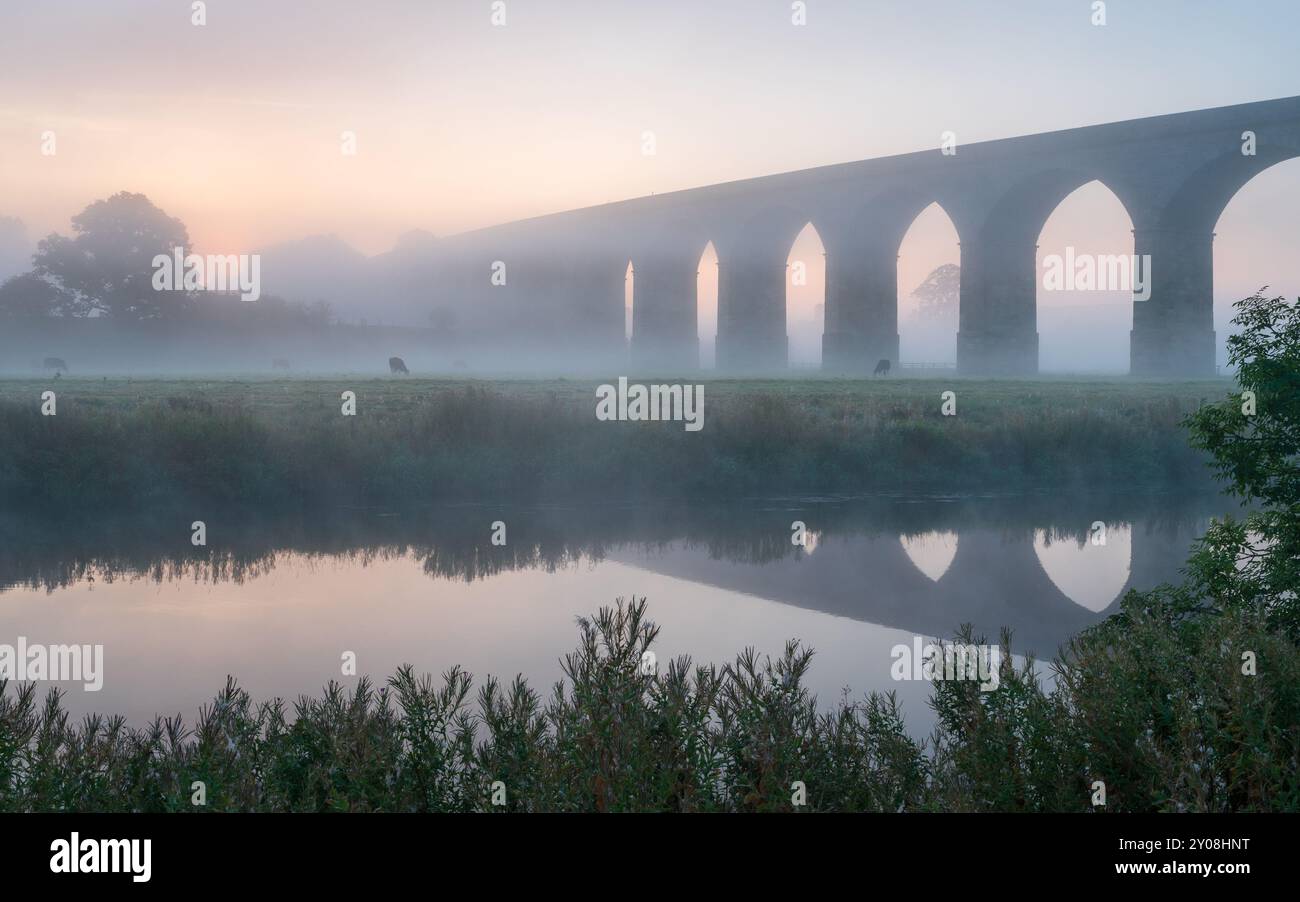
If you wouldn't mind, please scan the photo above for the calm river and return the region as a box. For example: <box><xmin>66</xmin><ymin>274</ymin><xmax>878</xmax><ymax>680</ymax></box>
<box><xmin>0</xmin><ymin>493</ymin><xmax>1230</xmax><ymax>733</ymax></box>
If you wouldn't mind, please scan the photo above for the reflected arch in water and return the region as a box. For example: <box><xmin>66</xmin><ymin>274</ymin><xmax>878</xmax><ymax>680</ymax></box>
<box><xmin>1032</xmin><ymin>524</ymin><xmax>1132</xmax><ymax>613</ymax></box>
<box><xmin>899</xmin><ymin>530</ymin><xmax>958</xmax><ymax>582</ymax></box>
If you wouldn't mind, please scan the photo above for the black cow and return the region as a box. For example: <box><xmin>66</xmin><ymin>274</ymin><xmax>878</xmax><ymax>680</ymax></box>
<box><xmin>43</xmin><ymin>356</ymin><xmax>68</xmax><ymax>372</ymax></box>
<box><xmin>389</xmin><ymin>356</ymin><xmax>410</xmax><ymax>374</ymax></box>
<box><xmin>873</xmin><ymin>358</ymin><xmax>891</xmax><ymax>376</ymax></box>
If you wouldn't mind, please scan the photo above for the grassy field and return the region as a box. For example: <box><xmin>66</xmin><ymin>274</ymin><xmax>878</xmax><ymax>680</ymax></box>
<box><xmin>0</xmin><ymin>375</ymin><xmax>1235</xmax><ymax>511</ymax></box>
<box><xmin>0</xmin><ymin>372</ymin><xmax>1237</xmax><ymax>410</ymax></box>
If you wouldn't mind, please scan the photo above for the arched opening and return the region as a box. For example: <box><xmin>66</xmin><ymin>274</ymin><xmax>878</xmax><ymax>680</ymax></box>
<box><xmin>623</xmin><ymin>260</ymin><xmax>634</xmax><ymax>345</ymax></box>
<box><xmin>897</xmin><ymin>203</ymin><xmax>960</xmax><ymax>367</ymax></box>
<box><xmin>697</xmin><ymin>241</ymin><xmax>718</xmax><ymax>368</ymax></box>
<box><xmin>1211</xmin><ymin>157</ymin><xmax>1300</xmax><ymax>370</ymax></box>
<box><xmin>786</xmin><ymin>222</ymin><xmax>826</xmax><ymax>368</ymax></box>
<box><xmin>1035</xmin><ymin>180</ymin><xmax>1135</xmax><ymax>373</ymax></box>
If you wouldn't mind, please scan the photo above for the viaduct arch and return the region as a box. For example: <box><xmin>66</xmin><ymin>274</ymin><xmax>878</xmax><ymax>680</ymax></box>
<box><xmin>432</xmin><ymin>97</ymin><xmax>1300</xmax><ymax>376</ymax></box>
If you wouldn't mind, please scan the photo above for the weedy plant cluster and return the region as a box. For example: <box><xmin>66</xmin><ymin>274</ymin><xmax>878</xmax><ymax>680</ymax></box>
<box><xmin>0</xmin><ymin>593</ymin><xmax>1295</xmax><ymax>813</ymax></box>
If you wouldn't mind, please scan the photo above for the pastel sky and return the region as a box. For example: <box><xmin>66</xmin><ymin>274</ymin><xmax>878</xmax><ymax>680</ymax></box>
<box><xmin>2</xmin><ymin>0</ymin><xmax>1298</xmax><ymax>365</ymax></box>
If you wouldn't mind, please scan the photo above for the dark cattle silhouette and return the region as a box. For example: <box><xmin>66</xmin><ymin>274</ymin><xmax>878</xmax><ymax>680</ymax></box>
<box><xmin>271</xmin><ymin>358</ymin><xmax>291</xmax><ymax>370</ymax></box>
<box><xmin>389</xmin><ymin>356</ymin><xmax>410</xmax><ymax>374</ymax></box>
<box><xmin>43</xmin><ymin>357</ymin><xmax>68</xmax><ymax>372</ymax></box>
<box><xmin>873</xmin><ymin>358</ymin><xmax>890</xmax><ymax>376</ymax></box>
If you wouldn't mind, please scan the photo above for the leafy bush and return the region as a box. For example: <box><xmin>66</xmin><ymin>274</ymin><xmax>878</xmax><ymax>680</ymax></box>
<box><xmin>2</xmin><ymin>595</ymin><xmax>1295</xmax><ymax>812</ymax></box>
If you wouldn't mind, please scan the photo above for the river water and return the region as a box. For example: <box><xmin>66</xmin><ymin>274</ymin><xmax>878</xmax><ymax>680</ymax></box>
<box><xmin>0</xmin><ymin>493</ymin><xmax>1232</xmax><ymax>733</ymax></box>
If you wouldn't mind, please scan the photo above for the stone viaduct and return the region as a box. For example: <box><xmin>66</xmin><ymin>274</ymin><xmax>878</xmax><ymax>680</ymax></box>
<box><xmin>431</xmin><ymin>96</ymin><xmax>1300</xmax><ymax>376</ymax></box>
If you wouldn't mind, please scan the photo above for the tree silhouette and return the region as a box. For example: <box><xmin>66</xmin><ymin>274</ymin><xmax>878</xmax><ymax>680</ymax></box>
<box><xmin>33</xmin><ymin>192</ymin><xmax>191</xmax><ymax>320</ymax></box>
<box><xmin>0</xmin><ymin>272</ymin><xmax>70</xmax><ymax>320</ymax></box>
<box><xmin>910</xmin><ymin>263</ymin><xmax>960</xmax><ymax>321</ymax></box>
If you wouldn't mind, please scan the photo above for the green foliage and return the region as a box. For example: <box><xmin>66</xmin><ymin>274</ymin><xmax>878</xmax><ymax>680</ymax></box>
<box><xmin>2</xmin><ymin>596</ymin><xmax>1295</xmax><ymax>812</ymax></box>
<box><xmin>1184</xmin><ymin>292</ymin><xmax>1300</xmax><ymax>637</ymax></box>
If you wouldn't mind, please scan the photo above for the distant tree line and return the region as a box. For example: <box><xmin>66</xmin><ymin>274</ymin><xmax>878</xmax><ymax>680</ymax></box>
<box><xmin>0</xmin><ymin>192</ymin><xmax>331</xmax><ymax>332</ymax></box>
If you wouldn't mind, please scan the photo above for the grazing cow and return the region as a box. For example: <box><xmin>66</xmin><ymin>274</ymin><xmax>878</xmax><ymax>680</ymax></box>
<box><xmin>389</xmin><ymin>356</ymin><xmax>410</xmax><ymax>374</ymax></box>
<box><xmin>873</xmin><ymin>358</ymin><xmax>891</xmax><ymax>376</ymax></box>
<box><xmin>43</xmin><ymin>357</ymin><xmax>68</xmax><ymax>373</ymax></box>
<box><xmin>272</xmin><ymin>358</ymin><xmax>291</xmax><ymax>370</ymax></box>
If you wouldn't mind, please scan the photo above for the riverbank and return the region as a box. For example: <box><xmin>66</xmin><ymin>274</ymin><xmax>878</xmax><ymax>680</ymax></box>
<box><xmin>0</xmin><ymin>376</ymin><xmax>1229</xmax><ymax>511</ymax></box>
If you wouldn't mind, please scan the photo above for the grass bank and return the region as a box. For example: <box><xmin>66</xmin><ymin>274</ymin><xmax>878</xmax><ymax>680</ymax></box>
<box><xmin>0</xmin><ymin>376</ymin><xmax>1227</xmax><ymax>511</ymax></box>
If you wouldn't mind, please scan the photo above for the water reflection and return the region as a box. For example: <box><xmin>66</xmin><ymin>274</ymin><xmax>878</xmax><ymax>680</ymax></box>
<box><xmin>1033</xmin><ymin>525</ymin><xmax>1133</xmax><ymax>613</ymax></box>
<box><xmin>0</xmin><ymin>494</ymin><xmax>1228</xmax><ymax>727</ymax></box>
<box><xmin>900</xmin><ymin>530</ymin><xmax>959</xmax><ymax>582</ymax></box>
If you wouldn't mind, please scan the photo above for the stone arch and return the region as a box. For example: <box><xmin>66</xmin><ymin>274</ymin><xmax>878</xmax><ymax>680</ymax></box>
<box><xmin>1210</xmin><ymin>156</ymin><xmax>1300</xmax><ymax>365</ymax></box>
<box><xmin>896</xmin><ymin>202</ymin><xmax>963</xmax><ymax>367</ymax></box>
<box><xmin>1033</xmin><ymin>178</ymin><xmax>1140</xmax><ymax>372</ymax></box>
<box><xmin>623</xmin><ymin>259</ymin><xmax>634</xmax><ymax>344</ymax></box>
<box><xmin>953</xmin><ymin>169</ymin><xmax>1138</xmax><ymax>375</ymax></box>
<box><xmin>1161</xmin><ymin>144</ymin><xmax>1300</xmax><ymax>231</ymax></box>
<box><xmin>1130</xmin><ymin>148</ymin><xmax>1300</xmax><ymax>377</ymax></box>
<box><xmin>979</xmin><ymin>169</ymin><xmax>1142</xmax><ymax>245</ymax></box>
<box><xmin>819</xmin><ymin>187</ymin><xmax>967</xmax><ymax>373</ymax></box>
<box><xmin>697</xmin><ymin>240</ymin><xmax>720</xmax><ymax>367</ymax></box>
<box><xmin>628</xmin><ymin>225</ymin><xmax>717</xmax><ymax>370</ymax></box>
<box><xmin>713</xmin><ymin>206</ymin><xmax>820</xmax><ymax>371</ymax></box>
<box><xmin>785</xmin><ymin>222</ymin><xmax>827</xmax><ymax>367</ymax></box>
